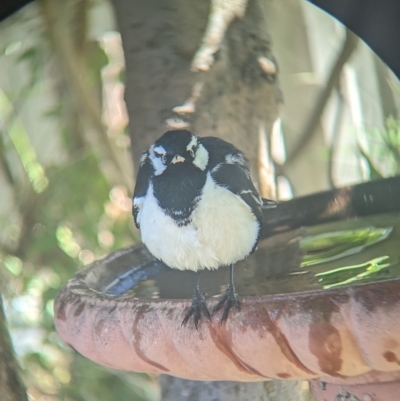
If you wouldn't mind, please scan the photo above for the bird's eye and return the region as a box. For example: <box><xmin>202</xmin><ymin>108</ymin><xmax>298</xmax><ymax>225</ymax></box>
<box><xmin>189</xmin><ymin>145</ymin><xmax>199</xmax><ymax>158</ymax></box>
<box><xmin>162</xmin><ymin>155</ymin><xmax>167</xmax><ymax>164</ymax></box>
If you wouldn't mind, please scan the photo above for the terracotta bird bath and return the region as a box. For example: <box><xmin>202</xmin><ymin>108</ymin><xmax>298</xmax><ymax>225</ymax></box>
<box><xmin>54</xmin><ymin>177</ymin><xmax>400</xmax><ymax>401</ymax></box>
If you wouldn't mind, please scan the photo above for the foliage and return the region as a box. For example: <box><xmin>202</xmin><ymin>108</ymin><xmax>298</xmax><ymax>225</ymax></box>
<box><xmin>358</xmin><ymin>83</ymin><xmax>400</xmax><ymax>179</ymax></box>
<box><xmin>0</xmin><ymin>1</ymin><xmax>156</xmax><ymax>400</ymax></box>
<box><xmin>1</xmin><ymin>1</ymin><xmax>399</xmax><ymax>400</ymax></box>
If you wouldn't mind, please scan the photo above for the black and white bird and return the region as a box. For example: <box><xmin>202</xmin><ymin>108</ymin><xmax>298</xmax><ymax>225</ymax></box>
<box><xmin>132</xmin><ymin>130</ymin><xmax>275</xmax><ymax>328</ymax></box>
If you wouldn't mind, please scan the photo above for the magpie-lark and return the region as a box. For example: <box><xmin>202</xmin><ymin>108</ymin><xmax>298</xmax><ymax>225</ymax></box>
<box><xmin>132</xmin><ymin>130</ymin><xmax>275</xmax><ymax>328</ymax></box>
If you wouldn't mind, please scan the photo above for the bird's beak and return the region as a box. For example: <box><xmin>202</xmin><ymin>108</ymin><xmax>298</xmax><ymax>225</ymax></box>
<box><xmin>171</xmin><ymin>155</ymin><xmax>185</xmax><ymax>164</ymax></box>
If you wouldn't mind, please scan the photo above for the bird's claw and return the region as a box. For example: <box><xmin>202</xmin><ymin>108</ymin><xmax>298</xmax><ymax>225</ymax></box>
<box><xmin>212</xmin><ymin>284</ymin><xmax>240</xmax><ymax>323</ymax></box>
<box><xmin>182</xmin><ymin>289</ymin><xmax>210</xmax><ymax>330</ymax></box>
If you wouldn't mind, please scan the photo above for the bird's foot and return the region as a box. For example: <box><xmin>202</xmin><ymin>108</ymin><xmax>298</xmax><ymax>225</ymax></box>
<box><xmin>182</xmin><ymin>287</ymin><xmax>211</xmax><ymax>330</ymax></box>
<box><xmin>212</xmin><ymin>284</ymin><xmax>240</xmax><ymax>323</ymax></box>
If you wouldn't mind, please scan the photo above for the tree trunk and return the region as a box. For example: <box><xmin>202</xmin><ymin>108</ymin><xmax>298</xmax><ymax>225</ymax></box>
<box><xmin>111</xmin><ymin>0</ymin><xmax>307</xmax><ymax>399</ymax></box>
<box><xmin>0</xmin><ymin>296</ymin><xmax>29</xmax><ymax>401</ymax></box>
<box><xmin>111</xmin><ymin>0</ymin><xmax>281</xmax><ymax>180</ymax></box>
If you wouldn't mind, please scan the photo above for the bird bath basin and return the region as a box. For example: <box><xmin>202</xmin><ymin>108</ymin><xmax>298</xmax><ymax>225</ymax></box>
<box><xmin>54</xmin><ymin>177</ymin><xmax>400</xmax><ymax>401</ymax></box>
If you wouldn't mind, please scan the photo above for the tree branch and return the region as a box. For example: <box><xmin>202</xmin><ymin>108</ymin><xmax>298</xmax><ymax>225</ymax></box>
<box><xmin>39</xmin><ymin>0</ymin><xmax>132</xmax><ymax>190</ymax></box>
<box><xmin>286</xmin><ymin>29</ymin><xmax>358</xmax><ymax>165</ymax></box>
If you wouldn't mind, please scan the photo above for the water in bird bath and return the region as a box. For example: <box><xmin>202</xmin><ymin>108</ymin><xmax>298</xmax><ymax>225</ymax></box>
<box><xmin>83</xmin><ymin>211</ymin><xmax>400</xmax><ymax>300</ymax></box>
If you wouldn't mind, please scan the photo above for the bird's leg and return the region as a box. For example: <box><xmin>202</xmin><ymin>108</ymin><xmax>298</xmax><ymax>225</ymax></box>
<box><xmin>212</xmin><ymin>264</ymin><xmax>240</xmax><ymax>322</ymax></box>
<box><xmin>182</xmin><ymin>271</ymin><xmax>211</xmax><ymax>329</ymax></box>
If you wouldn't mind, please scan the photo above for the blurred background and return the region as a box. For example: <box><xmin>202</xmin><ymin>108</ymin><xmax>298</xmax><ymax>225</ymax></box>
<box><xmin>0</xmin><ymin>0</ymin><xmax>399</xmax><ymax>400</ymax></box>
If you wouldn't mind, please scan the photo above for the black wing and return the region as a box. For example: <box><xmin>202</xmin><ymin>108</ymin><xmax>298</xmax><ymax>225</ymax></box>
<box><xmin>200</xmin><ymin>136</ymin><xmax>246</xmax><ymax>171</ymax></box>
<box><xmin>211</xmin><ymin>161</ymin><xmax>270</xmax><ymax>254</ymax></box>
<box><xmin>200</xmin><ymin>136</ymin><xmax>263</xmax><ymax>221</ymax></box>
<box><xmin>262</xmin><ymin>198</ymin><xmax>278</xmax><ymax>208</ymax></box>
<box><xmin>201</xmin><ymin>136</ymin><xmax>281</xmax><ymax>252</ymax></box>
<box><xmin>132</xmin><ymin>152</ymin><xmax>154</xmax><ymax>228</ymax></box>
<box><xmin>211</xmin><ymin>162</ymin><xmax>264</xmax><ymax>224</ymax></box>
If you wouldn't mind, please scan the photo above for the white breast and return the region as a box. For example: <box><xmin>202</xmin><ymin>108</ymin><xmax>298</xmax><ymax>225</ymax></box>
<box><xmin>139</xmin><ymin>174</ymin><xmax>260</xmax><ymax>271</ymax></box>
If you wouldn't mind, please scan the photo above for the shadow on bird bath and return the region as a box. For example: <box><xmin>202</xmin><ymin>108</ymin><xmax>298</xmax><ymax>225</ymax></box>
<box><xmin>55</xmin><ymin>177</ymin><xmax>400</xmax><ymax>399</ymax></box>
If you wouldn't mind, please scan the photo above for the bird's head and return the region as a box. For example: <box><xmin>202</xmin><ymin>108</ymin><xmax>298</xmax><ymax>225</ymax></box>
<box><xmin>148</xmin><ymin>130</ymin><xmax>209</xmax><ymax>175</ymax></box>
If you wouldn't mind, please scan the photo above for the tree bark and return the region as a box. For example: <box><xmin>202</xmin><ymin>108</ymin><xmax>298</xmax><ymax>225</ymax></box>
<box><xmin>112</xmin><ymin>0</ymin><xmax>281</xmax><ymax>179</ymax></box>
<box><xmin>111</xmin><ymin>0</ymin><xmax>307</xmax><ymax>399</ymax></box>
<box><xmin>0</xmin><ymin>296</ymin><xmax>29</xmax><ymax>401</ymax></box>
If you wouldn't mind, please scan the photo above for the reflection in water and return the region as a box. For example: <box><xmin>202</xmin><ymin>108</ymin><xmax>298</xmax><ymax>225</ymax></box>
<box><xmin>300</xmin><ymin>226</ymin><xmax>394</xmax><ymax>289</ymax></box>
<box><xmin>315</xmin><ymin>256</ymin><xmax>391</xmax><ymax>289</ymax></box>
<box><xmin>300</xmin><ymin>226</ymin><xmax>392</xmax><ymax>267</ymax></box>
<box><xmin>85</xmin><ymin>212</ymin><xmax>400</xmax><ymax>300</ymax></box>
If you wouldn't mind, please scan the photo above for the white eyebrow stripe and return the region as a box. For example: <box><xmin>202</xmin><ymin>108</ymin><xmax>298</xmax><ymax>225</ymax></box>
<box><xmin>153</xmin><ymin>145</ymin><xmax>166</xmax><ymax>155</ymax></box>
<box><xmin>149</xmin><ymin>147</ymin><xmax>167</xmax><ymax>175</ymax></box>
<box><xmin>186</xmin><ymin>135</ymin><xmax>198</xmax><ymax>151</ymax></box>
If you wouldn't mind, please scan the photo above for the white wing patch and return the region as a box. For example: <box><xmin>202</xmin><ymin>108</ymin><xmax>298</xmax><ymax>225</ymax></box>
<box><xmin>240</xmin><ymin>189</ymin><xmax>262</xmax><ymax>204</ymax></box>
<box><xmin>251</xmin><ymin>193</ymin><xmax>262</xmax><ymax>205</ymax></box>
<box><xmin>225</xmin><ymin>153</ymin><xmax>246</xmax><ymax>165</ymax></box>
<box><xmin>211</xmin><ymin>162</ymin><xmax>222</xmax><ymax>173</ymax></box>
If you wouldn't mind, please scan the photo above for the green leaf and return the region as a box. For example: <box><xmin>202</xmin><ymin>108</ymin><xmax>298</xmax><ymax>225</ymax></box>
<box><xmin>17</xmin><ymin>47</ymin><xmax>38</xmax><ymax>62</ymax></box>
<box><xmin>358</xmin><ymin>145</ymin><xmax>383</xmax><ymax>180</ymax></box>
